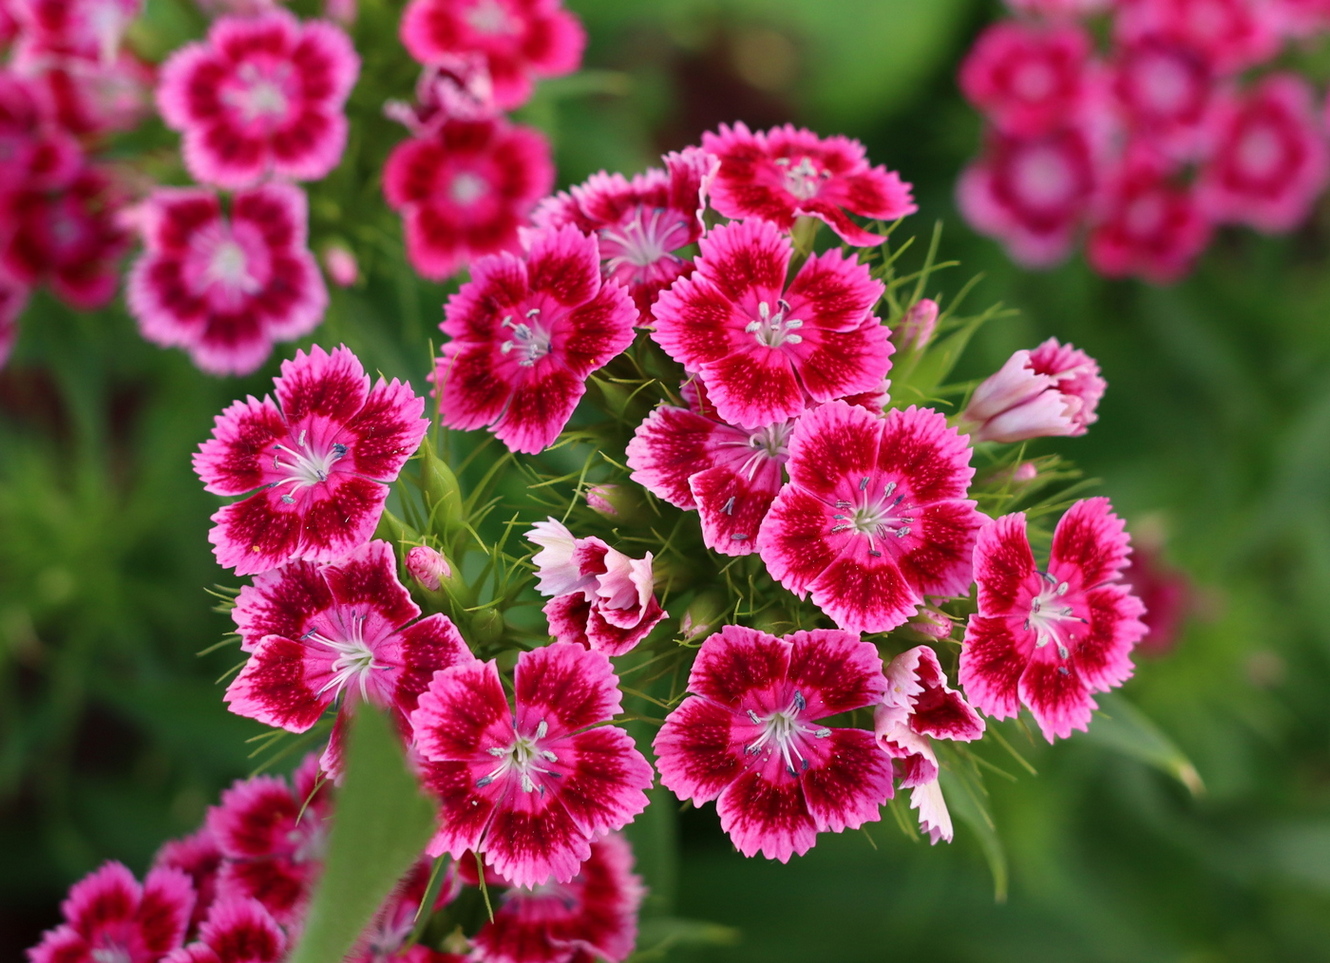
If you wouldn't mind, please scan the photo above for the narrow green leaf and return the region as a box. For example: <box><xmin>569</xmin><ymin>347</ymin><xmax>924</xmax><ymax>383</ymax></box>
<box><xmin>938</xmin><ymin>758</ymin><xmax>1008</xmax><ymax>903</ymax></box>
<box><xmin>1083</xmin><ymin>692</ymin><xmax>1205</xmax><ymax>796</ymax></box>
<box><xmin>286</xmin><ymin>707</ymin><xmax>437</xmax><ymax>963</ymax></box>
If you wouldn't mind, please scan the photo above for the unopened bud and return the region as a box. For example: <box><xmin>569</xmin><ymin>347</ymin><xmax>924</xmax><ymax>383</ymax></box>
<box><xmin>906</xmin><ymin>607</ymin><xmax>953</xmax><ymax>641</ymax></box>
<box><xmin>680</xmin><ymin>591</ymin><xmax>727</xmax><ymax>643</ymax></box>
<box><xmin>893</xmin><ymin>298</ymin><xmax>938</xmax><ymax>353</ymax></box>
<box><xmin>322</xmin><ymin>244</ymin><xmax>358</xmax><ymax>287</ymax></box>
<box><xmin>323</xmin><ymin>0</ymin><xmax>356</xmax><ymax>25</ymax></box>
<box><xmin>585</xmin><ymin>483</ymin><xmax>644</xmax><ymax>521</ymax></box>
<box><xmin>1013</xmin><ymin>461</ymin><xmax>1038</xmax><ymax>482</ymax></box>
<box><xmin>405</xmin><ymin>545</ymin><xmax>451</xmax><ymax>591</ymax></box>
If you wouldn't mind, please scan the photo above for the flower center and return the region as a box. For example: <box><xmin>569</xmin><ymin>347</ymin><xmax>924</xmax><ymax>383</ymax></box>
<box><xmin>500</xmin><ymin>308</ymin><xmax>552</xmax><ymax>366</ymax></box>
<box><xmin>288</xmin><ymin>818</ymin><xmax>328</xmax><ymax>865</ymax></box>
<box><xmin>746</xmin><ymin>298</ymin><xmax>804</xmax><ymax>348</ymax></box>
<box><xmin>90</xmin><ymin>946</ymin><xmax>133</xmax><ymax>963</ymax></box>
<box><xmin>477</xmin><ymin>719</ymin><xmax>559</xmax><ymax>794</ymax></box>
<box><xmin>829</xmin><ymin>478</ymin><xmax>915</xmax><ymax>557</ymax></box>
<box><xmin>1025</xmin><ymin>573</ymin><xmax>1086</xmax><ymax>660</ymax></box>
<box><xmin>448</xmin><ymin>171</ymin><xmax>488</xmax><ymax>205</ymax></box>
<box><xmin>206</xmin><ymin>239</ymin><xmax>261</xmax><ymax>293</ymax></box>
<box><xmin>749</xmin><ymin>420</ymin><xmax>794</xmax><ymax>460</ymax></box>
<box><xmin>465</xmin><ymin>0</ymin><xmax>512</xmax><ymax>34</ymax></box>
<box><xmin>1236</xmin><ymin>120</ymin><xmax>1284</xmax><ymax>180</ymax></box>
<box><xmin>226</xmin><ymin>63</ymin><xmax>292</xmax><ymax>122</ymax></box>
<box><xmin>745</xmin><ymin>690</ymin><xmax>831</xmax><ymax>777</ymax></box>
<box><xmin>599</xmin><ymin>207</ymin><xmax>690</xmax><ymax>275</ymax></box>
<box><xmin>307</xmin><ymin>613</ymin><xmax>386</xmax><ymax>703</ymax></box>
<box><xmin>776</xmin><ymin>155</ymin><xmax>827</xmax><ymax>200</ymax></box>
<box><xmin>269</xmin><ymin>428</ymin><xmax>349</xmax><ymax>502</ymax></box>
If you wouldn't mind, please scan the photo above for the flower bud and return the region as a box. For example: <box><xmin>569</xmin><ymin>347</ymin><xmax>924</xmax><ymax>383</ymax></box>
<box><xmin>905</xmin><ymin>607</ymin><xmax>954</xmax><ymax>641</ymax></box>
<box><xmin>323</xmin><ymin>0</ymin><xmax>356</xmax><ymax>25</ymax></box>
<box><xmin>585</xmin><ymin>483</ymin><xmax>644</xmax><ymax>521</ymax></box>
<box><xmin>893</xmin><ymin>298</ymin><xmax>939</xmax><ymax>354</ymax></box>
<box><xmin>322</xmin><ymin>244</ymin><xmax>358</xmax><ymax>287</ymax></box>
<box><xmin>962</xmin><ymin>338</ymin><xmax>1105</xmax><ymax>444</ymax></box>
<box><xmin>405</xmin><ymin>545</ymin><xmax>451</xmax><ymax>591</ymax></box>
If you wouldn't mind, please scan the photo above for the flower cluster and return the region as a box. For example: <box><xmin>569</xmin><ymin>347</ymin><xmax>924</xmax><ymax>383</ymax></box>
<box><xmin>960</xmin><ymin>0</ymin><xmax>1330</xmax><ymax>282</ymax></box>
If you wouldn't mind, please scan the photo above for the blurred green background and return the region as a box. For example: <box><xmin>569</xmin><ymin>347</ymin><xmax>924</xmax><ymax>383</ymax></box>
<box><xmin>5</xmin><ymin>0</ymin><xmax>1330</xmax><ymax>959</ymax></box>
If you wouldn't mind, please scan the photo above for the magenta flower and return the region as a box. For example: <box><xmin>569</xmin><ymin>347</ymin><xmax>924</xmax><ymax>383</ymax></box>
<box><xmin>959</xmin><ymin>498</ymin><xmax>1148</xmax><ymax>741</ymax></box>
<box><xmin>224</xmin><ymin>540</ymin><xmax>476</xmax><ymax>774</ymax></box>
<box><xmin>962</xmin><ymin>338</ymin><xmax>1105</xmax><ymax>444</ymax></box>
<box><xmin>757</xmin><ymin>401</ymin><xmax>983</xmax><ymax>635</ymax></box>
<box><xmin>152</xmin><ymin>828</ymin><xmax>223</xmax><ymax>935</ymax></box>
<box><xmin>398</xmin><ymin>0</ymin><xmax>585</xmax><ymax>111</ymax></box>
<box><xmin>411</xmin><ymin>642</ymin><xmax>654</xmax><ymax>888</ymax></box>
<box><xmin>1123</xmin><ymin>536</ymin><xmax>1194</xmax><ymax>659</ymax></box>
<box><xmin>701</xmin><ymin>122</ymin><xmax>916</xmax><ymax>246</ymax></box>
<box><xmin>1087</xmin><ymin>156</ymin><xmax>1212</xmax><ymax>284</ymax></box>
<box><xmin>157</xmin><ymin>10</ymin><xmax>359</xmax><ymax>188</ymax></box>
<box><xmin>348</xmin><ymin>859</ymin><xmax>455</xmax><ymax>963</ymax></box>
<box><xmin>959</xmin><ymin>21</ymin><xmax>1095</xmax><ymax>137</ymax></box>
<box><xmin>9</xmin><ymin>0</ymin><xmax>141</xmax><ymax>63</ymax></box>
<box><xmin>322</xmin><ymin>243</ymin><xmax>357</xmax><ymax>287</ymax></box>
<box><xmin>626</xmin><ymin>381</ymin><xmax>792</xmax><ymax>556</ymax></box>
<box><xmin>206</xmin><ymin>755</ymin><xmax>331</xmax><ymax>925</ymax></box>
<box><xmin>1274</xmin><ymin>0</ymin><xmax>1330</xmax><ymax>36</ymax></box>
<box><xmin>193</xmin><ymin>344</ymin><xmax>429</xmax><ymax>576</ymax></box>
<box><xmin>432</xmin><ymin>225</ymin><xmax>636</xmax><ymax>454</ymax></box>
<box><xmin>874</xmin><ymin>645</ymin><xmax>984</xmax><ymax>845</ymax></box>
<box><xmin>533</xmin><ymin>147</ymin><xmax>714</xmax><ymax>321</ymax></box>
<box><xmin>650</xmin><ymin>218</ymin><xmax>890</xmax><ymax>431</ymax></box>
<box><xmin>1113</xmin><ymin>0</ymin><xmax>1280</xmax><ymax>75</ymax></box>
<box><xmin>161</xmin><ymin>898</ymin><xmax>286</xmax><ymax>963</ymax></box>
<box><xmin>528</xmin><ymin>518</ymin><xmax>665</xmax><ymax>656</ymax></box>
<box><xmin>27</xmin><ymin>861</ymin><xmax>193</xmax><ymax>963</ymax></box>
<box><xmin>469</xmin><ymin>833</ymin><xmax>644</xmax><ymax>963</ymax></box>
<box><xmin>957</xmin><ymin>126</ymin><xmax>1099</xmax><ymax>268</ymax></box>
<box><xmin>654</xmin><ymin>625</ymin><xmax>892</xmax><ymax>862</ymax></box>
<box><xmin>0</xmin><ymin>70</ymin><xmax>82</xmax><ymax>189</ymax></box>
<box><xmin>1108</xmin><ymin>35</ymin><xmax>1215</xmax><ymax>160</ymax></box>
<box><xmin>1195</xmin><ymin>74</ymin><xmax>1330</xmax><ymax>233</ymax></box>
<box><xmin>127</xmin><ymin>184</ymin><xmax>329</xmax><ymax>377</ymax></box>
<box><xmin>383</xmin><ymin>115</ymin><xmax>554</xmax><ymax>281</ymax></box>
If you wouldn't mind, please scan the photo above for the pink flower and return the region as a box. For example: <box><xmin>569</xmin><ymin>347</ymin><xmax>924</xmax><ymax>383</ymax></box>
<box><xmin>1114</xmin><ymin>0</ymin><xmax>1280</xmax><ymax>75</ymax></box>
<box><xmin>9</xmin><ymin>0</ymin><xmax>141</xmax><ymax>63</ymax></box>
<box><xmin>654</xmin><ymin>625</ymin><xmax>892</xmax><ymax>862</ymax></box>
<box><xmin>1272</xmin><ymin>0</ymin><xmax>1330</xmax><ymax>36</ymax></box>
<box><xmin>650</xmin><ymin>218</ymin><xmax>891</xmax><ymax>431</ymax></box>
<box><xmin>432</xmin><ymin>225</ymin><xmax>636</xmax><ymax>454</ymax></box>
<box><xmin>398</xmin><ymin>0</ymin><xmax>585</xmax><ymax>111</ymax></box>
<box><xmin>874</xmin><ymin>645</ymin><xmax>984</xmax><ymax>844</ymax></box>
<box><xmin>1108</xmin><ymin>35</ymin><xmax>1216</xmax><ymax>160</ymax></box>
<box><xmin>625</xmin><ymin>381</ymin><xmax>793</xmax><ymax>556</ymax></box>
<box><xmin>411</xmin><ymin>642</ymin><xmax>654</xmax><ymax>888</ymax></box>
<box><xmin>957</xmin><ymin>126</ymin><xmax>1099</xmax><ymax>268</ymax></box>
<box><xmin>25</xmin><ymin>51</ymin><xmax>154</xmax><ymax>137</ymax></box>
<box><xmin>532</xmin><ymin>147</ymin><xmax>714</xmax><ymax>321</ymax></box>
<box><xmin>959</xmin><ymin>21</ymin><xmax>1095</xmax><ymax>137</ymax></box>
<box><xmin>27</xmin><ymin>861</ymin><xmax>194</xmax><ymax>963</ymax></box>
<box><xmin>757</xmin><ymin>401</ymin><xmax>983</xmax><ymax>635</ymax></box>
<box><xmin>383</xmin><ymin>114</ymin><xmax>553</xmax><ymax>281</ymax></box>
<box><xmin>156</xmin><ymin>10</ymin><xmax>359</xmax><ymax>188</ymax></box>
<box><xmin>700</xmin><ymin>122</ymin><xmax>916</xmax><ymax>246</ymax></box>
<box><xmin>962</xmin><ymin>338</ymin><xmax>1105</xmax><ymax>444</ymax></box>
<box><xmin>528</xmin><ymin>518</ymin><xmax>665</xmax><ymax>656</ymax></box>
<box><xmin>467</xmin><ymin>834</ymin><xmax>644</xmax><ymax>963</ymax></box>
<box><xmin>0</xmin><ymin>70</ymin><xmax>83</xmax><ymax>189</ymax></box>
<box><xmin>127</xmin><ymin>184</ymin><xmax>328</xmax><ymax>377</ymax></box>
<box><xmin>206</xmin><ymin>755</ymin><xmax>331</xmax><ymax>925</ymax></box>
<box><xmin>322</xmin><ymin>243</ymin><xmax>357</xmax><ymax>287</ymax></box>
<box><xmin>153</xmin><ymin>829</ymin><xmax>223</xmax><ymax>936</ymax></box>
<box><xmin>161</xmin><ymin>898</ymin><xmax>286</xmax><ymax>963</ymax></box>
<box><xmin>384</xmin><ymin>57</ymin><xmax>499</xmax><ymax>135</ymax></box>
<box><xmin>892</xmin><ymin>298</ymin><xmax>938</xmax><ymax>354</ymax></box>
<box><xmin>193</xmin><ymin>344</ymin><xmax>429</xmax><ymax>576</ymax></box>
<box><xmin>1195</xmin><ymin>74</ymin><xmax>1330</xmax><ymax>233</ymax></box>
<box><xmin>1122</xmin><ymin>536</ymin><xmax>1194</xmax><ymax>658</ymax></box>
<box><xmin>348</xmin><ymin>859</ymin><xmax>456</xmax><ymax>963</ymax></box>
<box><xmin>224</xmin><ymin>540</ymin><xmax>476</xmax><ymax>774</ymax></box>
<box><xmin>1087</xmin><ymin>156</ymin><xmax>1212</xmax><ymax>284</ymax></box>
<box><xmin>959</xmin><ymin>498</ymin><xmax>1148</xmax><ymax>741</ymax></box>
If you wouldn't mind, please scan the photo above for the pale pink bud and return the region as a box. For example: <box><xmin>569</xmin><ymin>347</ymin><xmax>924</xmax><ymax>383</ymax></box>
<box><xmin>586</xmin><ymin>484</ymin><xmax>620</xmax><ymax>517</ymax></box>
<box><xmin>893</xmin><ymin>298</ymin><xmax>938</xmax><ymax>353</ymax></box>
<box><xmin>907</xmin><ymin>608</ymin><xmax>954</xmax><ymax>640</ymax></box>
<box><xmin>963</xmin><ymin>338</ymin><xmax>1105</xmax><ymax>444</ymax></box>
<box><xmin>405</xmin><ymin>545</ymin><xmax>451</xmax><ymax>591</ymax></box>
<box><xmin>322</xmin><ymin>244</ymin><xmax>358</xmax><ymax>287</ymax></box>
<box><xmin>323</xmin><ymin>0</ymin><xmax>356</xmax><ymax>25</ymax></box>
<box><xmin>1014</xmin><ymin>461</ymin><xmax>1038</xmax><ymax>482</ymax></box>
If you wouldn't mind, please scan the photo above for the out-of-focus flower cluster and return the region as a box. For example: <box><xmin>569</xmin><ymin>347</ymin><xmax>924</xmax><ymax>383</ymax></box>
<box><xmin>959</xmin><ymin>0</ymin><xmax>1330</xmax><ymax>282</ymax></box>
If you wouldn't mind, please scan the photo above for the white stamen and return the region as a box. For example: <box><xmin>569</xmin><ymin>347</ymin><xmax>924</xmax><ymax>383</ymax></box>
<box><xmin>500</xmin><ymin>310</ymin><xmax>552</xmax><ymax>366</ymax></box>
<box><xmin>745</xmin><ymin>298</ymin><xmax>804</xmax><ymax>348</ymax></box>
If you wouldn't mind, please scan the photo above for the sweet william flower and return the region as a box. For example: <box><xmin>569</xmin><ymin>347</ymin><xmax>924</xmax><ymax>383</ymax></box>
<box><xmin>701</xmin><ymin>122</ymin><xmax>916</xmax><ymax>246</ymax></box>
<box><xmin>411</xmin><ymin>642</ymin><xmax>654</xmax><ymax>888</ymax></box>
<box><xmin>654</xmin><ymin>625</ymin><xmax>893</xmax><ymax>862</ymax></box>
<box><xmin>348</xmin><ymin>859</ymin><xmax>459</xmax><ymax>963</ymax></box>
<box><xmin>650</xmin><ymin>218</ymin><xmax>891</xmax><ymax>431</ymax></box>
<box><xmin>1087</xmin><ymin>156</ymin><xmax>1212</xmax><ymax>284</ymax></box>
<box><xmin>156</xmin><ymin>10</ymin><xmax>359</xmax><ymax>189</ymax></box>
<box><xmin>892</xmin><ymin>298</ymin><xmax>938</xmax><ymax>354</ymax></box>
<box><xmin>959</xmin><ymin>21</ymin><xmax>1095</xmax><ymax>137</ymax></box>
<box><xmin>152</xmin><ymin>828</ymin><xmax>223</xmax><ymax>936</ymax></box>
<box><xmin>962</xmin><ymin>338</ymin><xmax>1105</xmax><ymax>444</ymax></box>
<box><xmin>193</xmin><ymin>344</ymin><xmax>429</xmax><ymax>576</ymax></box>
<box><xmin>959</xmin><ymin>498</ymin><xmax>1148</xmax><ymax>741</ymax></box>
<box><xmin>161</xmin><ymin>897</ymin><xmax>285</xmax><ymax>963</ymax></box>
<box><xmin>1113</xmin><ymin>0</ymin><xmax>1280</xmax><ymax>75</ymax></box>
<box><xmin>758</xmin><ymin>401</ymin><xmax>983</xmax><ymax>635</ymax></box>
<box><xmin>432</xmin><ymin>225</ymin><xmax>636</xmax><ymax>454</ymax></box>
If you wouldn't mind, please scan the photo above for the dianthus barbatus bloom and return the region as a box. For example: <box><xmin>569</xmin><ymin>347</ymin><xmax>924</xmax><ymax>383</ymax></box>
<box><xmin>961</xmin><ymin>338</ymin><xmax>1105</xmax><ymax>444</ymax></box>
<box><xmin>532</xmin><ymin>147</ymin><xmax>714</xmax><ymax>321</ymax></box>
<box><xmin>874</xmin><ymin>645</ymin><xmax>984</xmax><ymax>845</ymax></box>
<box><xmin>432</xmin><ymin>224</ymin><xmax>636</xmax><ymax>454</ymax></box>
<box><xmin>128</xmin><ymin>184</ymin><xmax>328</xmax><ymax>377</ymax></box>
<box><xmin>959</xmin><ymin>498</ymin><xmax>1148</xmax><ymax>741</ymax></box>
<box><xmin>161</xmin><ymin>897</ymin><xmax>286</xmax><ymax>963</ymax></box>
<box><xmin>194</xmin><ymin>344</ymin><xmax>429</xmax><ymax>576</ymax></box>
<box><xmin>0</xmin><ymin>70</ymin><xmax>83</xmax><ymax>189</ymax></box>
<box><xmin>654</xmin><ymin>625</ymin><xmax>892</xmax><ymax>862</ymax></box>
<box><xmin>348</xmin><ymin>859</ymin><xmax>458</xmax><ymax>963</ymax></box>
<box><xmin>1113</xmin><ymin>0</ymin><xmax>1279</xmax><ymax>75</ymax></box>
<box><xmin>398</xmin><ymin>0</ymin><xmax>585</xmax><ymax>111</ymax></box>
<box><xmin>527</xmin><ymin>518</ymin><xmax>665</xmax><ymax>656</ymax></box>
<box><xmin>626</xmin><ymin>380</ymin><xmax>792</xmax><ymax>555</ymax></box>
<box><xmin>650</xmin><ymin>218</ymin><xmax>890</xmax><ymax>431</ymax></box>
<box><xmin>1108</xmin><ymin>35</ymin><xmax>1216</xmax><ymax>161</ymax></box>
<box><xmin>701</xmin><ymin>122</ymin><xmax>916</xmax><ymax>246</ymax></box>
<box><xmin>959</xmin><ymin>21</ymin><xmax>1094</xmax><ymax>137</ymax></box>
<box><xmin>468</xmin><ymin>833</ymin><xmax>644</xmax><ymax>963</ymax></box>
<box><xmin>206</xmin><ymin>754</ymin><xmax>331</xmax><ymax>925</ymax></box>
<box><xmin>1087</xmin><ymin>156</ymin><xmax>1212</xmax><ymax>284</ymax></box>
<box><xmin>27</xmin><ymin>861</ymin><xmax>194</xmax><ymax>963</ymax></box>
<box><xmin>757</xmin><ymin>401</ymin><xmax>983</xmax><ymax>634</ymax></box>
<box><xmin>156</xmin><ymin>9</ymin><xmax>358</xmax><ymax>188</ymax></box>
<box><xmin>383</xmin><ymin>114</ymin><xmax>553</xmax><ymax>281</ymax></box>
<box><xmin>411</xmin><ymin>642</ymin><xmax>654</xmax><ymax>888</ymax></box>
<box><xmin>153</xmin><ymin>828</ymin><xmax>223</xmax><ymax>936</ymax></box>
<box><xmin>9</xmin><ymin>0</ymin><xmax>142</xmax><ymax>62</ymax></box>
<box><xmin>224</xmin><ymin>540</ymin><xmax>475</xmax><ymax>774</ymax></box>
